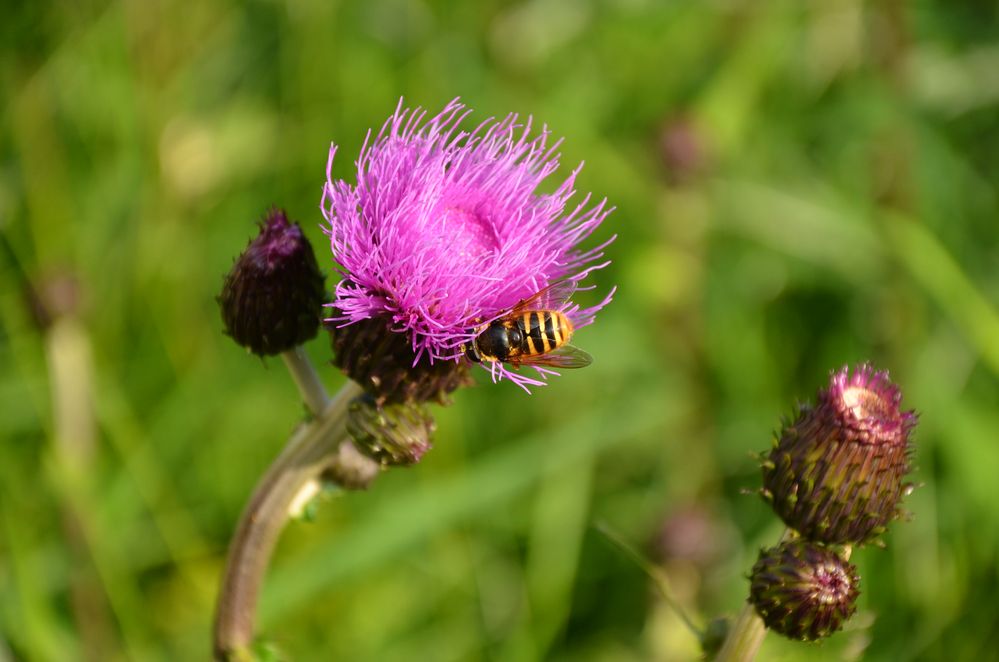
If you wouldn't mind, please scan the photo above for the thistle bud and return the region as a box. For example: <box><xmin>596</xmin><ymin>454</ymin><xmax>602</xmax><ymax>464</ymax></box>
<box><xmin>749</xmin><ymin>540</ymin><xmax>859</xmax><ymax>641</ymax></box>
<box><xmin>346</xmin><ymin>393</ymin><xmax>436</xmax><ymax>466</ymax></box>
<box><xmin>219</xmin><ymin>209</ymin><xmax>326</xmax><ymax>356</ymax></box>
<box><xmin>761</xmin><ymin>364</ymin><xmax>916</xmax><ymax>544</ymax></box>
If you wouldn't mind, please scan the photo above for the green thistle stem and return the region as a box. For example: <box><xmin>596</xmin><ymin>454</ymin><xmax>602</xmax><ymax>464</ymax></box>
<box><xmin>282</xmin><ymin>349</ymin><xmax>380</xmax><ymax>487</ymax></box>
<box><xmin>212</xmin><ymin>376</ymin><xmax>362</xmax><ymax>660</ymax></box>
<box><xmin>282</xmin><ymin>347</ymin><xmax>331</xmax><ymax>416</ymax></box>
<box><xmin>713</xmin><ymin>529</ymin><xmax>792</xmax><ymax>662</ymax></box>
<box><xmin>713</xmin><ymin>601</ymin><xmax>766</xmax><ymax>662</ymax></box>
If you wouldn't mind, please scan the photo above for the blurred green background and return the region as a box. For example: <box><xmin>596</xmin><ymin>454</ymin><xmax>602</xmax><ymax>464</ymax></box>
<box><xmin>3</xmin><ymin>1</ymin><xmax>999</xmax><ymax>660</ymax></box>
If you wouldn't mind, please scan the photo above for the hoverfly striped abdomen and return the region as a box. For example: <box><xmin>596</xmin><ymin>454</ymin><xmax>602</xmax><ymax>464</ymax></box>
<box><xmin>464</xmin><ymin>280</ymin><xmax>592</xmax><ymax>370</ymax></box>
<box><xmin>513</xmin><ymin>310</ymin><xmax>572</xmax><ymax>359</ymax></box>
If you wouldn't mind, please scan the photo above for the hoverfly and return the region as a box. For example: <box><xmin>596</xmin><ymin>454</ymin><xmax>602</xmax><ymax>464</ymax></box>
<box><xmin>463</xmin><ymin>280</ymin><xmax>592</xmax><ymax>369</ymax></box>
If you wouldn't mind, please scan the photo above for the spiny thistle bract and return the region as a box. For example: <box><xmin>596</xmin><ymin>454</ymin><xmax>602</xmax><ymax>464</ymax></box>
<box><xmin>219</xmin><ymin>209</ymin><xmax>326</xmax><ymax>356</ymax></box>
<box><xmin>749</xmin><ymin>540</ymin><xmax>860</xmax><ymax>642</ymax></box>
<box><xmin>346</xmin><ymin>393</ymin><xmax>436</xmax><ymax>467</ymax></box>
<box><xmin>328</xmin><ymin>313</ymin><xmax>474</xmax><ymax>407</ymax></box>
<box><xmin>761</xmin><ymin>364</ymin><xmax>917</xmax><ymax>545</ymax></box>
<box><xmin>321</xmin><ymin>98</ymin><xmax>615</xmax><ymax>401</ymax></box>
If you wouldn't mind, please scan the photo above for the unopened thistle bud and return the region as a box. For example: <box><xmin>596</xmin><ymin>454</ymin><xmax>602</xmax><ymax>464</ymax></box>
<box><xmin>219</xmin><ymin>209</ymin><xmax>326</xmax><ymax>356</ymax></box>
<box><xmin>749</xmin><ymin>540</ymin><xmax>859</xmax><ymax>642</ymax></box>
<box><xmin>761</xmin><ymin>364</ymin><xmax>916</xmax><ymax>545</ymax></box>
<box><xmin>347</xmin><ymin>393</ymin><xmax>436</xmax><ymax>467</ymax></box>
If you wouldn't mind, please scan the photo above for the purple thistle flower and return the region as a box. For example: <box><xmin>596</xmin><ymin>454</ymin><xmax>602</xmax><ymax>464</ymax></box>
<box><xmin>321</xmin><ymin>98</ymin><xmax>615</xmax><ymax>393</ymax></box>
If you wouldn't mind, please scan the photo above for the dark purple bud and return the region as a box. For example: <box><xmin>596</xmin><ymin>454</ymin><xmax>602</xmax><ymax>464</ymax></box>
<box><xmin>761</xmin><ymin>364</ymin><xmax>917</xmax><ymax>545</ymax></box>
<box><xmin>346</xmin><ymin>392</ymin><xmax>436</xmax><ymax>467</ymax></box>
<box><xmin>749</xmin><ymin>540</ymin><xmax>860</xmax><ymax>641</ymax></box>
<box><xmin>219</xmin><ymin>209</ymin><xmax>326</xmax><ymax>356</ymax></box>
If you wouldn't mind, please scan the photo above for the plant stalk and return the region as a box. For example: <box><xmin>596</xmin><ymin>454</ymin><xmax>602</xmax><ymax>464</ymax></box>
<box><xmin>281</xmin><ymin>346</ymin><xmax>380</xmax><ymax>491</ymax></box>
<box><xmin>713</xmin><ymin>601</ymin><xmax>766</xmax><ymax>662</ymax></box>
<box><xmin>282</xmin><ymin>347</ymin><xmax>331</xmax><ymax>416</ymax></box>
<box><xmin>212</xmin><ymin>379</ymin><xmax>362</xmax><ymax>660</ymax></box>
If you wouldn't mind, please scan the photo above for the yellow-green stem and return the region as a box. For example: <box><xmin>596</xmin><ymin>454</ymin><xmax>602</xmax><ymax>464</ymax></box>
<box><xmin>713</xmin><ymin>601</ymin><xmax>766</xmax><ymax>662</ymax></box>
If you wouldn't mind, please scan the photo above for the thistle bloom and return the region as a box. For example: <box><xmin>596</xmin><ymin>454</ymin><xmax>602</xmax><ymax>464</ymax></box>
<box><xmin>761</xmin><ymin>364</ymin><xmax>917</xmax><ymax>544</ymax></box>
<box><xmin>321</xmin><ymin>98</ymin><xmax>615</xmax><ymax>400</ymax></box>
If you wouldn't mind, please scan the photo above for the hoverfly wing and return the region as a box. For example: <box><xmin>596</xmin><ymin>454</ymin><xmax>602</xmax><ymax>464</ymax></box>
<box><xmin>510</xmin><ymin>279</ymin><xmax>577</xmax><ymax>315</ymax></box>
<box><xmin>515</xmin><ymin>344</ymin><xmax>592</xmax><ymax>369</ymax></box>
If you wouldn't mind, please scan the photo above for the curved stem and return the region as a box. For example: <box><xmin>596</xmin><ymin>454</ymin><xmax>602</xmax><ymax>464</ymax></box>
<box><xmin>213</xmin><ymin>380</ymin><xmax>363</xmax><ymax>661</ymax></box>
<box><xmin>281</xmin><ymin>347</ymin><xmax>380</xmax><ymax>492</ymax></box>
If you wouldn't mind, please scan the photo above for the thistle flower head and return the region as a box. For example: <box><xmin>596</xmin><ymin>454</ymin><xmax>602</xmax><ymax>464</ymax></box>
<box><xmin>749</xmin><ymin>540</ymin><xmax>860</xmax><ymax>642</ymax></box>
<box><xmin>219</xmin><ymin>209</ymin><xmax>326</xmax><ymax>356</ymax></box>
<box><xmin>761</xmin><ymin>364</ymin><xmax>917</xmax><ymax>544</ymax></box>
<box><xmin>322</xmin><ymin>98</ymin><xmax>614</xmax><ymax>398</ymax></box>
